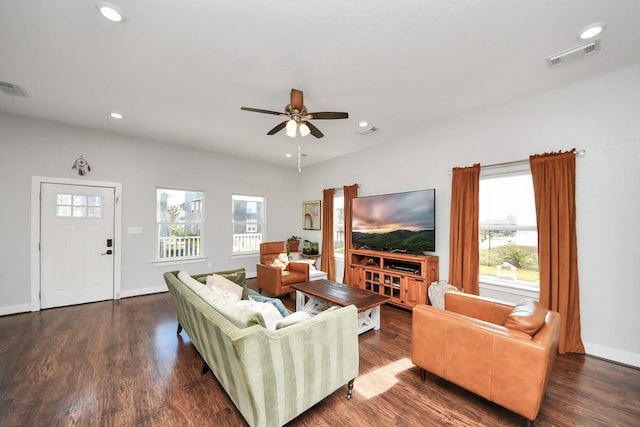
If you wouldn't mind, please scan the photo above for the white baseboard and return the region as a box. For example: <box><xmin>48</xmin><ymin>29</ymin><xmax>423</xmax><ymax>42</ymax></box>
<box><xmin>584</xmin><ymin>342</ymin><xmax>640</xmax><ymax>368</ymax></box>
<box><xmin>119</xmin><ymin>285</ymin><xmax>168</xmax><ymax>299</ymax></box>
<box><xmin>0</xmin><ymin>303</ymin><xmax>32</xmax><ymax>316</ymax></box>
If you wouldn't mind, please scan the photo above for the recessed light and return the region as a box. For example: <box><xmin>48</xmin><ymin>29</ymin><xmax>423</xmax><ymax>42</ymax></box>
<box><xmin>110</xmin><ymin>112</ymin><xmax>123</xmax><ymax>119</ymax></box>
<box><xmin>285</xmin><ymin>153</ymin><xmax>292</xmax><ymax>158</ymax></box>
<box><xmin>359</xmin><ymin>120</ymin><xmax>368</xmax><ymax>128</ymax></box>
<box><xmin>96</xmin><ymin>1</ymin><xmax>125</xmax><ymax>23</ymax></box>
<box><xmin>579</xmin><ymin>22</ymin><xmax>606</xmax><ymax>40</ymax></box>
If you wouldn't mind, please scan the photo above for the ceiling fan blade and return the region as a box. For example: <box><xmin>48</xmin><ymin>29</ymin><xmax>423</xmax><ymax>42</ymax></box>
<box><xmin>304</xmin><ymin>121</ymin><xmax>324</xmax><ymax>138</ymax></box>
<box><xmin>241</xmin><ymin>107</ymin><xmax>284</xmax><ymax>116</ymax></box>
<box><xmin>290</xmin><ymin>89</ymin><xmax>304</xmax><ymax>112</ymax></box>
<box><xmin>306</xmin><ymin>112</ymin><xmax>349</xmax><ymax>120</ymax></box>
<box><xmin>267</xmin><ymin>121</ymin><xmax>288</xmax><ymax>135</ymax></box>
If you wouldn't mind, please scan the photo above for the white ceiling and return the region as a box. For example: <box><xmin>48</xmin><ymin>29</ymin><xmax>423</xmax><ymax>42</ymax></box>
<box><xmin>1</xmin><ymin>1</ymin><xmax>639</xmax><ymax>168</ymax></box>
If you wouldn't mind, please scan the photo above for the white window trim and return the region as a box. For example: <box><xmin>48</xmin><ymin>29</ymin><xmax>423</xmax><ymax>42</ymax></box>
<box><xmin>156</xmin><ymin>187</ymin><xmax>204</xmax><ymax>262</ymax></box>
<box><xmin>479</xmin><ymin>165</ymin><xmax>539</xmax><ymax>299</ymax></box>
<box><xmin>232</xmin><ymin>194</ymin><xmax>265</xmax><ymax>255</ymax></box>
<box><xmin>334</xmin><ymin>190</ymin><xmax>345</xmax><ymax>259</ymax></box>
<box><xmin>152</xmin><ymin>256</ymin><xmax>207</xmax><ymax>266</ymax></box>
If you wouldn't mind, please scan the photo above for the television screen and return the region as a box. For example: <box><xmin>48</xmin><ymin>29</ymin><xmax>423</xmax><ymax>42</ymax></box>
<box><xmin>351</xmin><ymin>189</ymin><xmax>435</xmax><ymax>253</ymax></box>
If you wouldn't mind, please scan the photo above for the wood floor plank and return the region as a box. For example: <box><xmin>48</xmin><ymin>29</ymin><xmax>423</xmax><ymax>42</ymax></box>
<box><xmin>0</xmin><ymin>282</ymin><xmax>638</xmax><ymax>427</ymax></box>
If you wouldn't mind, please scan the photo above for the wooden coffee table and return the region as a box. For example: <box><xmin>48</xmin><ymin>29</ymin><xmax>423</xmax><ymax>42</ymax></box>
<box><xmin>291</xmin><ymin>280</ymin><xmax>390</xmax><ymax>334</ymax></box>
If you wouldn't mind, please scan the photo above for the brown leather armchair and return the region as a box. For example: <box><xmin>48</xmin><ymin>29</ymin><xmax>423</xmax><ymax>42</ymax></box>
<box><xmin>411</xmin><ymin>292</ymin><xmax>561</xmax><ymax>423</ymax></box>
<box><xmin>256</xmin><ymin>241</ymin><xmax>309</xmax><ymax>297</ymax></box>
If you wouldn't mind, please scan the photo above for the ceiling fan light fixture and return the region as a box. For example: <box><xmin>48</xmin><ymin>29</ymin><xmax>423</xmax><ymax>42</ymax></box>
<box><xmin>285</xmin><ymin>119</ymin><xmax>297</xmax><ymax>138</ymax></box>
<box><xmin>299</xmin><ymin>122</ymin><xmax>310</xmax><ymax>137</ymax></box>
<box><xmin>241</xmin><ymin>89</ymin><xmax>348</xmax><ymax>139</ymax></box>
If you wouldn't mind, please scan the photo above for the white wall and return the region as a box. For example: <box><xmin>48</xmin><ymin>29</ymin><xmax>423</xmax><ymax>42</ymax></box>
<box><xmin>301</xmin><ymin>65</ymin><xmax>640</xmax><ymax>367</ymax></box>
<box><xmin>0</xmin><ymin>114</ymin><xmax>300</xmax><ymax>312</ymax></box>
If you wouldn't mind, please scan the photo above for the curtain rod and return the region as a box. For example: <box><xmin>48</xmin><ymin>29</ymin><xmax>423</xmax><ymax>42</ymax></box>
<box><xmin>448</xmin><ymin>149</ymin><xmax>585</xmax><ymax>175</ymax></box>
<box><xmin>329</xmin><ymin>184</ymin><xmax>360</xmax><ymax>191</ymax></box>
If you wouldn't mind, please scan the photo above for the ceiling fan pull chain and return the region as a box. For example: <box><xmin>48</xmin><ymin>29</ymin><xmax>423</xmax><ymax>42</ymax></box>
<box><xmin>298</xmin><ymin>145</ymin><xmax>302</xmax><ymax>172</ymax></box>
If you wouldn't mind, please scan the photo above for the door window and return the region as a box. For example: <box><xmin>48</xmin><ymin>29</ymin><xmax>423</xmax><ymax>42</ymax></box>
<box><xmin>56</xmin><ymin>194</ymin><xmax>103</xmax><ymax>218</ymax></box>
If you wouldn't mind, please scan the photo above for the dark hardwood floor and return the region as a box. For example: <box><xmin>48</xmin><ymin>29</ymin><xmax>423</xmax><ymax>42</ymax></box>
<box><xmin>1</xmin><ymin>280</ymin><xmax>638</xmax><ymax>427</ymax></box>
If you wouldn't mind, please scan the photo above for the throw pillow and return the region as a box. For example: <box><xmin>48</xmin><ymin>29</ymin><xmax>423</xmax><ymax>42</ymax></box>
<box><xmin>428</xmin><ymin>280</ymin><xmax>461</xmax><ymax>309</ymax></box>
<box><xmin>275</xmin><ymin>311</ymin><xmax>312</xmax><ymax>329</ymax></box>
<box><xmin>206</xmin><ymin>274</ymin><xmax>243</xmax><ymax>300</ymax></box>
<box><xmin>270</xmin><ymin>253</ymin><xmax>290</xmax><ymax>270</ymax></box>
<box><xmin>236</xmin><ymin>299</ymin><xmax>283</xmax><ymax>331</ymax></box>
<box><xmin>249</xmin><ymin>295</ymin><xmax>289</xmax><ymax>317</ymax></box>
<box><xmin>194</xmin><ymin>285</ymin><xmax>224</xmax><ymax>306</ymax></box>
<box><xmin>503</xmin><ymin>299</ymin><xmax>547</xmax><ymax>337</ymax></box>
<box><xmin>210</xmin><ymin>286</ymin><xmax>241</xmax><ymax>303</ymax></box>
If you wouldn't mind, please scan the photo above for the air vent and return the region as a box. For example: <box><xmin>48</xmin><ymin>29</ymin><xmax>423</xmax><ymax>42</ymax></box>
<box><xmin>546</xmin><ymin>39</ymin><xmax>601</xmax><ymax>68</ymax></box>
<box><xmin>0</xmin><ymin>81</ymin><xmax>28</xmax><ymax>97</ymax></box>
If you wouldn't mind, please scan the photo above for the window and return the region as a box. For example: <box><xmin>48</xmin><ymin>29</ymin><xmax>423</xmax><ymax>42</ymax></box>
<box><xmin>56</xmin><ymin>194</ymin><xmax>102</xmax><ymax>218</ymax></box>
<box><xmin>479</xmin><ymin>172</ymin><xmax>539</xmax><ymax>288</ymax></box>
<box><xmin>232</xmin><ymin>194</ymin><xmax>265</xmax><ymax>253</ymax></box>
<box><xmin>334</xmin><ymin>192</ymin><xmax>344</xmax><ymax>256</ymax></box>
<box><xmin>156</xmin><ymin>188</ymin><xmax>203</xmax><ymax>260</ymax></box>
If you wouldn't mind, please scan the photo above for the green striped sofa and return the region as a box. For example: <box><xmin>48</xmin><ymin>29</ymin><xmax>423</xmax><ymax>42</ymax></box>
<box><xmin>163</xmin><ymin>269</ymin><xmax>359</xmax><ymax>427</ymax></box>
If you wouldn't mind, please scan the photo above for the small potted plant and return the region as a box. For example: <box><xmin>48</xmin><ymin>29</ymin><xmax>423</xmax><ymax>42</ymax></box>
<box><xmin>287</xmin><ymin>235</ymin><xmax>302</xmax><ymax>253</ymax></box>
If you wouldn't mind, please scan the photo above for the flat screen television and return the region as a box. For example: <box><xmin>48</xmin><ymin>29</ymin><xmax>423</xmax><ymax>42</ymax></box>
<box><xmin>351</xmin><ymin>188</ymin><xmax>435</xmax><ymax>254</ymax></box>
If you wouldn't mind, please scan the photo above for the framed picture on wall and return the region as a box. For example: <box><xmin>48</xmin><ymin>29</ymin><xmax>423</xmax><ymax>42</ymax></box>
<box><xmin>303</xmin><ymin>200</ymin><xmax>321</xmax><ymax>230</ymax></box>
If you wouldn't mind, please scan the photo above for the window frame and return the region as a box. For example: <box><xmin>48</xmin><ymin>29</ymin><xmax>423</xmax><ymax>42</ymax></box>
<box><xmin>478</xmin><ymin>167</ymin><xmax>539</xmax><ymax>295</ymax></box>
<box><xmin>231</xmin><ymin>193</ymin><xmax>265</xmax><ymax>255</ymax></box>
<box><xmin>155</xmin><ymin>187</ymin><xmax>205</xmax><ymax>263</ymax></box>
<box><xmin>333</xmin><ymin>190</ymin><xmax>345</xmax><ymax>258</ymax></box>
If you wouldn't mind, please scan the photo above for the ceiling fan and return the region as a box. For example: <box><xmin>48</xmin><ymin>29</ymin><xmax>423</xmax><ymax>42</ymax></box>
<box><xmin>241</xmin><ymin>89</ymin><xmax>348</xmax><ymax>138</ymax></box>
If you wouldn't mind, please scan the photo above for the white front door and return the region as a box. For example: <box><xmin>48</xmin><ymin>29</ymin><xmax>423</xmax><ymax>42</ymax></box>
<box><xmin>40</xmin><ymin>183</ymin><xmax>115</xmax><ymax>309</ymax></box>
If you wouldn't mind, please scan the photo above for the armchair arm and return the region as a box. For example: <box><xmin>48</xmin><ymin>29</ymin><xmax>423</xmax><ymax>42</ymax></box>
<box><xmin>256</xmin><ymin>263</ymin><xmax>282</xmax><ymax>294</ymax></box>
<box><xmin>288</xmin><ymin>261</ymin><xmax>310</xmax><ymax>281</ymax></box>
<box><xmin>491</xmin><ymin>312</ymin><xmax>561</xmax><ymax>421</ymax></box>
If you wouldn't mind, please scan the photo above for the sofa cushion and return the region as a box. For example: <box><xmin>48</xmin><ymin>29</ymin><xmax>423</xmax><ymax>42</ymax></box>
<box><xmin>249</xmin><ymin>295</ymin><xmax>290</xmax><ymax>317</ymax></box>
<box><xmin>236</xmin><ymin>299</ymin><xmax>283</xmax><ymax>331</ymax></box>
<box><xmin>275</xmin><ymin>310</ymin><xmax>312</xmax><ymax>329</ymax></box>
<box><xmin>503</xmin><ymin>299</ymin><xmax>547</xmax><ymax>337</ymax></box>
<box><xmin>194</xmin><ymin>284</ymin><xmax>224</xmax><ymax>306</ymax></box>
<box><xmin>177</xmin><ymin>271</ymin><xmax>205</xmax><ymax>292</ymax></box>
<box><xmin>212</xmin><ymin>299</ymin><xmax>266</xmax><ymax>329</ymax></box>
<box><xmin>206</xmin><ymin>274</ymin><xmax>244</xmax><ymax>301</ymax></box>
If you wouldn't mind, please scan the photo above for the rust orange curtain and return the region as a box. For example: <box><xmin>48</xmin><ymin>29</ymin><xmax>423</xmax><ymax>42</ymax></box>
<box><xmin>530</xmin><ymin>149</ymin><xmax>585</xmax><ymax>354</ymax></box>
<box><xmin>342</xmin><ymin>184</ymin><xmax>358</xmax><ymax>284</ymax></box>
<box><xmin>449</xmin><ymin>164</ymin><xmax>480</xmax><ymax>294</ymax></box>
<box><xmin>320</xmin><ymin>188</ymin><xmax>335</xmax><ymax>281</ymax></box>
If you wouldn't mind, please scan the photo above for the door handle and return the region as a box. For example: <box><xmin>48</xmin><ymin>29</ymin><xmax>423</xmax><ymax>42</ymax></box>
<box><xmin>102</xmin><ymin>250</ymin><xmax>113</xmax><ymax>255</ymax></box>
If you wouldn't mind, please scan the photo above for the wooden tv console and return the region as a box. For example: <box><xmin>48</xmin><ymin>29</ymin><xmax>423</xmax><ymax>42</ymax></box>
<box><xmin>347</xmin><ymin>248</ymin><xmax>439</xmax><ymax>310</ymax></box>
